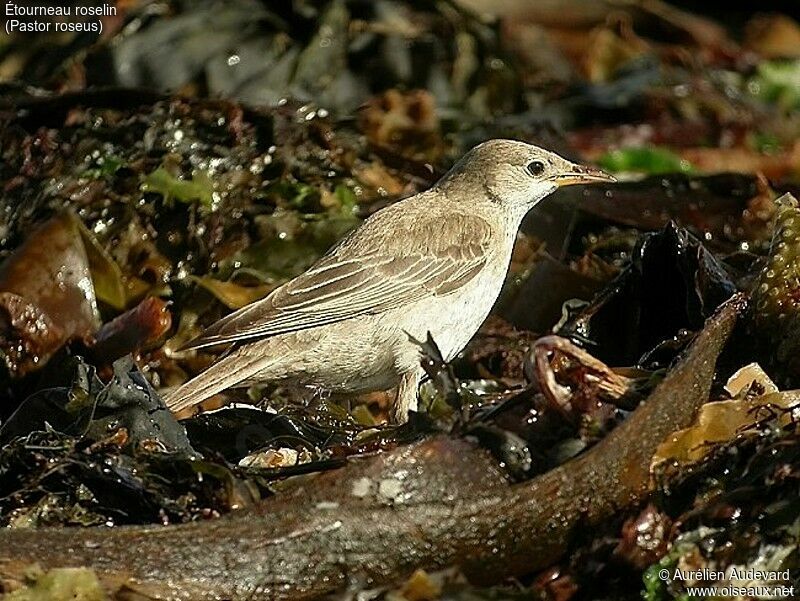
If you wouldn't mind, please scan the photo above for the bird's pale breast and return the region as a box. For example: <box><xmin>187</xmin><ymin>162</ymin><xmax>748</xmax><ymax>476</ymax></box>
<box><xmin>390</xmin><ymin>246</ymin><xmax>512</xmax><ymax>374</ymax></box>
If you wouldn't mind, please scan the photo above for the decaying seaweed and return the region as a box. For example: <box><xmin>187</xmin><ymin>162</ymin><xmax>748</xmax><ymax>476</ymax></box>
<box><xmin>0</xmin><ymin>214</ymin><xmax>99</xmax><ymax>377</ymax></box>
<box><xmin>0</xmin><ymin>297</ymin><xmax>743</xmax><ymax>599</ymax></box>
<box><xmin>1</xmin><ymin>0</ymin><xmax>519</xmax><ymax>117</ymax></box>
<box><xmin>556</xmin><ymin>222</ymin><xmax>736</xmax><ymax>366</ymax></box>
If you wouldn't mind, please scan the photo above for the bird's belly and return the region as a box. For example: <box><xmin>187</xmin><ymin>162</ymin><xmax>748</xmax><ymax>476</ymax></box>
<box><xmin>244</xmin><ymin>318</ymin><xmax>403</xmax><ymax>393</ymax></box>
<box><xmin>397</xmin><ymin>266</ymin><xmax>504</xmax><ymax>364</ymax></box>
<box><xmin>244</xmin><ymin>257</ymin><xmax>508</xmax><ymax>393</ymax></box>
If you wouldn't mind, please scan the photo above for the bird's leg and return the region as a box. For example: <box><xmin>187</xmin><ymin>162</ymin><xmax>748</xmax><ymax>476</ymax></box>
<box><xmin>390</xmin><ymin>370</ymin><xmax>420</xmax><ymax>424</ymax></box>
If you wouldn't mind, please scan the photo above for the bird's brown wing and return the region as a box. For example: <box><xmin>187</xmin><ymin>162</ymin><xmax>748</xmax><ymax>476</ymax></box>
<box><xmin>182</xmin><ymin>210</ymin><xmax>493</xmax><ymax>350</ymax></box>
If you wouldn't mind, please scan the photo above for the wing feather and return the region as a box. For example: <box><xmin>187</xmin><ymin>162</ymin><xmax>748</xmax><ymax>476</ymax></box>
<box><xmin>182</xmin><ymin>210</ymin><xmax>494</xmax><ymax>350</ymax></box>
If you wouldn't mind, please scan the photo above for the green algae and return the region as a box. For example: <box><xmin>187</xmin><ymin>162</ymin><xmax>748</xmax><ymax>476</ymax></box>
<box><xmin>141</xmin><ymin>167</ymin><xmax>216</xmax><ymax>209</ymax></box>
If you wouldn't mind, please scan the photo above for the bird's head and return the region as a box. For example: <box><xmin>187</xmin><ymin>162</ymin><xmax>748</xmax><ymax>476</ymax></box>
<box><xmin>437</xmin><ymin>139</ymin><xmax>615</xmax><ymax>216</ymax></box>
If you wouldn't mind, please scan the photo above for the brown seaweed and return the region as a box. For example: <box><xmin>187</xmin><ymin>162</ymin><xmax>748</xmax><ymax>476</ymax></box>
<box><xmin>0</xmin><ymin>295</ymin><xmax>744</xmax><ymax>599</ymax></box>
<box><xmin>0</xmin><ymin>213</ymin><xmax>99</xmax><ymax>377</ymax></box>
<box><xmin>556</xmin><ymin>222</ymin><xmax>736</xmax><ymax>366</ymax></box>
<box><xmin>89</xmin><ymin>297</ymin><xmax>172</xmax><ymax>364</ymax></box>
<box><xmin>749</xmin><ymin>192</ymin><xmax>800</xmax><ymax>385</ymax></box>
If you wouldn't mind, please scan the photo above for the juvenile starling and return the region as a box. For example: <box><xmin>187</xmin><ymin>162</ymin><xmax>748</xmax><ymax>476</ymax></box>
<box><xmin>165</xmin><ymin>140</ymin><xmax>614</xmax><ymax>422</ymax></box>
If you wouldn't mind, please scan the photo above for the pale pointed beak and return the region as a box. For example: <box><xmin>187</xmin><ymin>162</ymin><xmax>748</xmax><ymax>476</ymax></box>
<box><xmin>553</xmin><ymin>163</ymin><xmax>616</xmax><ymax>186</ymax></box>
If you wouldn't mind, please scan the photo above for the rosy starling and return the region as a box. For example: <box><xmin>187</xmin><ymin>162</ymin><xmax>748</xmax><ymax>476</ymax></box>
<box><xmin>165</xmin><ymin>139</ymin><xmax>614</xmax><ymax>422</ymax></box>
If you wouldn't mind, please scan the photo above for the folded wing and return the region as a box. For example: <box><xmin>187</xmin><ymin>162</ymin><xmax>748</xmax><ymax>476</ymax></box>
<box><xmin>183</xmin><ymin>211</ymin><xmax>493</xmax><ymax>350</ymax></box>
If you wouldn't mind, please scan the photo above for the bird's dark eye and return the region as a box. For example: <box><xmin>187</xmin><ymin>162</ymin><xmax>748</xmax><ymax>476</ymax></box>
<box><xmin>526</xmin><ymin>160</ymin><xmax>546</xmax><ymax>176</ymax></box>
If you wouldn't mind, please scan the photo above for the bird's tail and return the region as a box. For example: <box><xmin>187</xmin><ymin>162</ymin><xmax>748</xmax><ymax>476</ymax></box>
<box><xmin>164</xmin><ymin>349</ymin><xmax>273</xmax><ymax>414</ymax></box>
